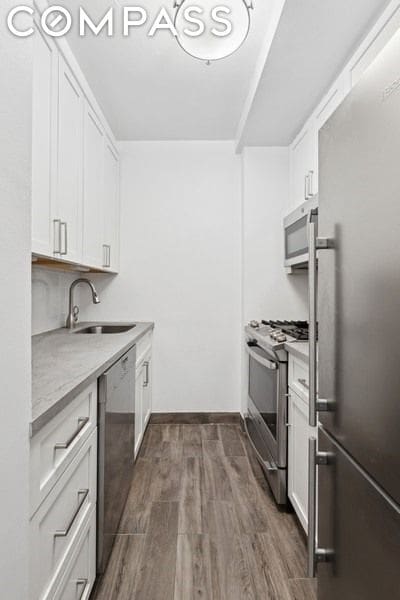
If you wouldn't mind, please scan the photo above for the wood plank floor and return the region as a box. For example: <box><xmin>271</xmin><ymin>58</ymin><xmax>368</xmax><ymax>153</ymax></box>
<box><xmin>92</xmin><ymin>423</ymin><xmax>317</xmax><ymax>600</ymax></box>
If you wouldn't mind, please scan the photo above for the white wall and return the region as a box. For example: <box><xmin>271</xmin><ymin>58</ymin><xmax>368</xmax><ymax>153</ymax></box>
<box><xmin>32</xmin><ymin>267</ymin><xmax>79</xmax><ymax>335</ymax></box>
<box><xmin>241</xmin><ymin>147</ymin><xmax>308</xmax><ymax>413</ymax></box>
<box><xmin>242</xmin><ymin>147</ymin><xmax>308</xmax><ymax>323</ymax></box>
<box><xmin>81</xmin><ymin>141</ymin><xmax>242</xmax><ymax>413</ymax></box>
<box><xmin>0</xmin><ymin>3</ymin><xmax>32</xmax><ymax>595</ymax></box>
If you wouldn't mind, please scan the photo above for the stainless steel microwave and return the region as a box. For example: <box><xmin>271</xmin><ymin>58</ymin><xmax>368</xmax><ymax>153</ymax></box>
<box><xmin>284</xmin><ymin>197</ymin><xmax>318</xmax><ymax>269</ymax></box>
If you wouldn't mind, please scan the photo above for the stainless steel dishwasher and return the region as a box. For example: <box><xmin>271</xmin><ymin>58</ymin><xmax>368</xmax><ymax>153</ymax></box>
<box><xmin>97</xmin><ymin>345</ymin><xmax>136</xmax><ymax>574</ymax></box>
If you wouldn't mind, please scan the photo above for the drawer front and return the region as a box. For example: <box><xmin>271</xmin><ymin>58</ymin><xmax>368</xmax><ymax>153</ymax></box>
<box><xmin>289</xmin><ymin>355</ymin><xmax>309</xmax><ymax>401</ymax></box>
<box><xmin>136</xmin><ymin>331</ymin><xmax>152</xmax><ymax>365</ymax></box>
<box><xmin>30</xmin><ymin>430</ymin><xmax>97</xmax><ymax>600</ymax></box>
<box><xmin>30</xmin><ymin>382</ymin><xmax>97</xmax><ymax>516</ymax></box>
<box><xmin>53</xmin><ymin>508</ymin><xmax>96</xmax><ymax>600</ymax></box>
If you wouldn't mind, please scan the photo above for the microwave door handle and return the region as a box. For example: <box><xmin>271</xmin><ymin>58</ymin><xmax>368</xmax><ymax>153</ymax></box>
<box><xmin>246</xmin><ymin>345</ymin><xmax>277</xmax><ymax>371</ymax></box>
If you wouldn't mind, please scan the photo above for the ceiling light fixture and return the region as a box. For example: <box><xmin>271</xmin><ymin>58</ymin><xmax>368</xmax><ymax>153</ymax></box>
<box><xmin>174</xmin><ymin>0</ymin><xmax>254</xmax><ymax>64</ymax></box>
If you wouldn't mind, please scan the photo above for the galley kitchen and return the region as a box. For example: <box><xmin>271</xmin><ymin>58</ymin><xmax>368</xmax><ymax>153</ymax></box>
<box><xmin>1</xmin><ymin>1</ymin><xmax>400</xmax><ymax>599</ymax></box>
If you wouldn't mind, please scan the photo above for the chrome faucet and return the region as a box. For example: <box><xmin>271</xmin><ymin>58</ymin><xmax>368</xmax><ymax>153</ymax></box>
<box><xmin>66</xmin><ymin>278</ymin><xmax>100</xmax><ymax>329</ymax></box>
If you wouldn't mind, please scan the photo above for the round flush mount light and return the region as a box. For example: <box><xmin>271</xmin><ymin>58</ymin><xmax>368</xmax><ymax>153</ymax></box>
<box><xmin>174</xmin><ymin>0</ymin><xmax>253</xmax><ymax>63</ymax></box>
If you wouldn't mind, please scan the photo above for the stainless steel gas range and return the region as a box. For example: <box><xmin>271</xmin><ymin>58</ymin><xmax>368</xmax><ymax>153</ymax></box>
<box><xmin>244</xmin><ymin>320</ymin><xmax>309</xmax><ymax>505</ymax></box>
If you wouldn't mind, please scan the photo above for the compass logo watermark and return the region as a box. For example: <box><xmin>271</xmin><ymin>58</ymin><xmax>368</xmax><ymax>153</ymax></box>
<box><xmin>6</xmin><ymin>5</ymin><xmax>234</xmax><ymax>39</ymax></box>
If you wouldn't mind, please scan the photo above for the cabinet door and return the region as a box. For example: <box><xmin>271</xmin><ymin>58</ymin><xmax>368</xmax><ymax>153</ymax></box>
<box><xmin>134</xmin><ymin>365</ymin><xmax>144</xmax><ymax>459</ymax></box>
<box><xmin>103</xmin><ymin>139</ymin><xmax>120</xmax><ymax>271</ymax></box>
<box><xmin>32</xmin><ymin>28</ymin><xmax>58</xmax><ymax>257</ymax></box>
<box><xmin>290</xmin><ymin>123</ymin><xmax>317</xmax><ymax>209</ymax></box>
<box><xmin>142</xmin><ymin>356</ymin><xmax>152</xmax><ymax>431</ymax></box>
<box><xmin>82</xmin><ymin>103</ymin><xmax>104</xmax><ymax>268</ymax></box>
<box><xmin>57</xmin><ymin>57</ymin><xmax>83</xmax><ymax>263</ymax></box>
<box><xmin>288</xmin><ymin>391</ymin><xmax>314</xmax><ymax>532</ymax></box>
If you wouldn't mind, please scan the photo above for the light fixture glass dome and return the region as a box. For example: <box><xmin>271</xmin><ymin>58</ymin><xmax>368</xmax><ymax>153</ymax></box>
<box><xmin>174</xmin><ymin>0</ymin><xmax>253</xmax><ymax>63</ymax></box>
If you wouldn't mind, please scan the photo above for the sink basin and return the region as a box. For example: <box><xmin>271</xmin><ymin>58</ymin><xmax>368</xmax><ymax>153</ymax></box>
<box><xmin>74</xmin><ymin>324</ymin><xmax>136</xmax><ymax>334</ymax></box>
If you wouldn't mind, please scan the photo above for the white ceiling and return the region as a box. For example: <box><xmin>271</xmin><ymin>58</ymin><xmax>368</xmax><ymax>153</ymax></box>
<box><xmin>240</xmin><ymin>0</ymin><xmax>392</xmax><ymax>146</ymax></box>
<box><xmin>54</xmin><ymin>0</ymin><xmax>392</xmax><ymax>143</ymax></box>
<box><xmin>56</xmin><ymin>0</ymin><xmax>279</xmax><ymax>140</ymax></box>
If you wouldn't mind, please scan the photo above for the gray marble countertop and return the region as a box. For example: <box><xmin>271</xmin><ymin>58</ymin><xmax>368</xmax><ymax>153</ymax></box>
<box><xmin>284</xmin><ymin>341</ymin><xmax>309</xmax><ymax>362</ymax></box>
<box><xmin>32</xmin><ymin>321</ymin><xmax>154</xmax><ymax>436</ymax></box>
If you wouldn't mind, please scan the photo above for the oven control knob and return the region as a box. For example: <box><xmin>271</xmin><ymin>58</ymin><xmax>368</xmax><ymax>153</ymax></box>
<box><xmin>276</xmin><ymin>333</ymin><xmax>287</xmax><ymax>343</ymax></box>
<box><xmin>249</xmin><ymin>320</ymin><xmax>259</xmax><ymax>329</ymax></box>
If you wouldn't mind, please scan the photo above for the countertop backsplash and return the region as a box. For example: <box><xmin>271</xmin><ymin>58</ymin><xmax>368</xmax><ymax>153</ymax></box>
<box><xmin>32</xmin><ymin>266</ymin><xmax>78</xmax><ymax>336</ymax></box>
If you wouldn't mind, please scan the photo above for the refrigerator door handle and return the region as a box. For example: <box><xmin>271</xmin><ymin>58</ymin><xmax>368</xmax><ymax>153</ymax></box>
<box><xmin>308</xmin><ymin>437</ymin><xmax>335</xmax><ymax>577</ymax></box>
<box><xmin>308</xmin><ymin>220</ymin><xmax>335</xmax><ymax>427</ymax></box>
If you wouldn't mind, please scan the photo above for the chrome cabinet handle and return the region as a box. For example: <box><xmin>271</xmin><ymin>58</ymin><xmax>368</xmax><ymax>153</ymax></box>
<box><xmin>308</xmin><ymin>438</ymin><xmax>334</xmax><ymax>577</ymax></box>
<box><xmin>308</xmin><ymin>221</ymin><xmax>335</xmax><ymax>427</ymax></box>
<box><xmin>53</xmin><ymin>219</ymin><xmax>61</xmax><ymax>254</ymax></box>
<box><xmin>305</xmin><ymin>175</ymin><xmax>309</xmax><ymax>200</ymax></box>
<box><xmin>298</xmin><ymin>378</ymin><xmax>309</xmax><ymax>390</ymax></box>
<box><xmin>143</xmin><ymin>361</ymin><xmax>149</xmax><ymax>387</ymax></box>
<box><xmin>308</xmin><ymin>170</ymin><xmax>314</xmax><ymax>197</ymax></box>
<box><xmin>55</xmin><ymin>417</ymin><xmax>89</xmax><ymax>450</ymax></box>
<box><xmin>60</xmin><ymin>221</ymin><xmax>68</xmax><ymax>255</ymax></box>
<box><xmin>54</xmin><ymin>489</ymin><xmax>89</xmax><ymax>538</ymax></box>
<box><xmin>76</xmin><ymin>579</ymin><xmax>88</xmax><ymax>600</ymax></box>
<box><xmin>102</xmin><ymin>244</ymin><xmax>111</xmax><ymax>268</ymax></box>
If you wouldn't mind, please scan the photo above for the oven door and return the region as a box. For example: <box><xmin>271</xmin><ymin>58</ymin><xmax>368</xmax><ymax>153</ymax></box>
<box><xmin>246</xmin><ymin>342</ymin><xmax>287</xmax><ymax>468</ymax></box>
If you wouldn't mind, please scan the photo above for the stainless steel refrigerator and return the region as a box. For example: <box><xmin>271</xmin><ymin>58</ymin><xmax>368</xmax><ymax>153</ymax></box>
<box><xmin>307</xmin><ymin>30</ymin><xmax>400</xmax><ymax>599</ymax></box>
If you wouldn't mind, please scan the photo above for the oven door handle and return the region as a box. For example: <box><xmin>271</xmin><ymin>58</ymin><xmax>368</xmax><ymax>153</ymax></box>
<box><xmin>246</xmin><ymin>344</ymin><xmax>278</xmax><ymax>370</ymax></box>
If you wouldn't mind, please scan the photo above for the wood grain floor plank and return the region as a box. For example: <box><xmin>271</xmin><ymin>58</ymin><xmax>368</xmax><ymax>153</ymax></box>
<box><xmin>269</xmin><ymin>514</ymin><xmax>308</xmax><ymax>580</ymax></box>
<box><xmin>207</xmin><ymin>501</ymin><xmax>255</xmax><ymax>600</ymax></box>
<box><xmin>202</xmin><ymin>440</ymin><xmax>233</xmax><ymax>501</ymax></box>
<box><xmin>93</xmin><ymin>535</ymin><xmax>144</xmax><ymax>600</ymax></box>
<box><xmin>151</xmin><ymin>455</ymin><xmax>184</xmax><ymax>502</ymax></box>
<box><xmin>118</xmin><ymin>457</ymin><xmax>154</xmax><ymax>533</ymax></box>
<box><xmin>200</xmin><ymin>424</ymin><xmax>219</xmax><ymax>441</ymax></box>
<box><xmin>288</xmin><ymin>578</ymin><xmax>317</xmax><ymax>600</ymax></box>
<box><xmin>174</xmin><ymin>534</ymin><xmax>213</xmax><ymax>600</ymax></box>
<box><xmin>178</xmin><ymin>457</ymin><xmax>206</xmax><ymax>534</ymax></box>
<box><xmin>97</xmin><ymin>423</ymin><xmax>310</xmax><ymax>600</ymax></box>
<box><xmin>219</xmin><ymin>424</ymin><xmax>246</xmax><ymax>456</ymax></box>
<box><xmin>182</xmin><ymin>424</ymin><xmax>203</xmax><ymax>444</ymax></box>
<box><xmin>162</xmin><ymin>424</ymin><xmax>182</xmax><ymax>442</ymax></box>
<box><xmin>133</xmin><ymin>502</ymin><xmax>179</xmax><ymax>600</ymax></box>
<box><xmin>226</xmin><ymin>455</ymin><xmax>271</xmax><ymax>533</ymax></box>
<box><xmin>243</xmin><ymin>533</ymin><xmax>293</xmax><ymax>600</ymax></box>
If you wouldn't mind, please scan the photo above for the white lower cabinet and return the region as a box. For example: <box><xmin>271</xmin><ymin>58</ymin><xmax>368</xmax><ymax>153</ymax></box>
<box><xmin>288</xmin><ymin>391</ymin><xmax>311</xmax><ymax>532</ymax></box>
<box><xmin>135</xmin><ymin>340</ymin><xmax>153</xmax><ymax>458</ymax></box>
<box><xmin>30</xmin><ymin>382</ymin><xmax>98</xmax><ymax>600</ymax></box>
<box><xmin>287</xmin><ymin>354</ymin><xmax>317</xmax><ymax>534</ymax></box>
<box><xmin>53</xmin><ymin>508</ymin><xmax>96</xmax><ymax>600</ymax></box>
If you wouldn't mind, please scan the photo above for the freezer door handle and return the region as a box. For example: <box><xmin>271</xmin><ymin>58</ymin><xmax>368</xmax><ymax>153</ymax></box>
<box><xmin>308</xmin><ymin>437</ymin><xmax>335</xmax><ymax>577</ymax></box>
<box><xmin>308</xmin><ymin>221</ymin><xmax>335</xmax><ymax>426</ymax></box>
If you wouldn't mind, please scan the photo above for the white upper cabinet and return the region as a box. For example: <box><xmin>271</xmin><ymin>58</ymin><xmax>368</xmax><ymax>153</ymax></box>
<box><xmin>56</xmin><ymin>57</ymin><xmax>84</xmax><ymax>263</ymax></box>
<box><xmin>82</xmin><ymin>103</ymin><xmax>105</xmax><ymax>268</ymax></box>
<box><xmin>31</xmin><ymin>29</ymin><xmax>58</xmax><ymax>257</ymax></box>
<box><xmin>103</xmin><ymin>139</ymin><xmax>120</xmax><ymax>272</ymax></box>
<box><xmin>289</xmin><ymin>1</ymin><xmax>400</xmax><ymax>210</ymax></box>
<box><xmin>31</xmin><ymin>37</ymin><xmax>120</xmax><ymax>272</ymax></box>
<box><xmin>289</xmin><ymin>122</ymin><xmax>318</xmax><ymax>210</ymax></box>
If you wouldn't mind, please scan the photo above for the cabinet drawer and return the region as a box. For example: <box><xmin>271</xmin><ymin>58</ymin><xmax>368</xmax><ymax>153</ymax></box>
<box><xmin>30</xmin><ymin>430</ymin><xmax>97</xmax><ymax>600</ymax></box>
<box><xmin>136</xmin><ymin>330</ymin><xmax>152</xmax><ymax>364</ymax></box>
<box><xmin>289</xmin><ymin>355</ymin><xmax>309</xmax><ymax>401</ymax></box>
<box><xmin>30</xmin><ymin>382</ymin><xmax>97</xmax><ymax>516</ymax></box>
<box><xmin>53</xmin><ymin>508</ymin><xmax>96</xmax><ymax>600</ymax></box>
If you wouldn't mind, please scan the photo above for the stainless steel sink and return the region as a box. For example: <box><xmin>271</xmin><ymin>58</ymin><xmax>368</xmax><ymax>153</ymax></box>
<box><xmin>74</xmin><ymin>324</ymin><xmax>136</xmax><ymax>334</ymax></box>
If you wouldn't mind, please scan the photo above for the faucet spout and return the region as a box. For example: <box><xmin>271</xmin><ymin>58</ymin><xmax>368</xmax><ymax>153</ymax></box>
<box><xmin>66</xmin><ymin>278</ymin><xmax>100</xmax><ymax>329</ymax></box>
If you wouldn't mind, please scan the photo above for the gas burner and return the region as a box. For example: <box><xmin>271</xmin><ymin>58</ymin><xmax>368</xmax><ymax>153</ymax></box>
<box><xmin>261</xmin><ymin>320</ymin><xmax>310</xmax><ymax>341</ymax></box>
